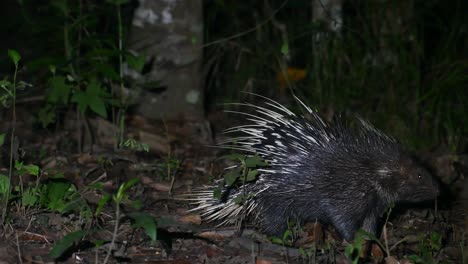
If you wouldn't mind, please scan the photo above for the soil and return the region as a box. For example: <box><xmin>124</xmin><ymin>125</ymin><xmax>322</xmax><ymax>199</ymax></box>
<box><xmin>0</xmin><ymin>105</ymin><xmax>466</xmax><ymax>264</ymax></box>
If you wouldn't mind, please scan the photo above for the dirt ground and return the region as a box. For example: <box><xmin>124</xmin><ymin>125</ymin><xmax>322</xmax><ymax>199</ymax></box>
<box><xmin>0</xmin><ymin>109</ymin><xmax>466</xmax><ymax>264</ymax></box>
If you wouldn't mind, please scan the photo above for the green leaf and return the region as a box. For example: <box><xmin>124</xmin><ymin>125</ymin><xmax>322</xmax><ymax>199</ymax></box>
<box><xmin>86</xmin><ymin>80</ymin><xmax>107</xmax><ymax>118</ymax></box>
<box><xmin>0</xmin><ymin>174</ymin><xmax>10</xmax><ymax>195</ymax></box>
<box><xmin>0</xmin><ymin>133</ymin><xmax>5</xmax><ymax>146</ymax></box>
<box><xmin>282</xmin><ymin>229</ymin><xmax>292</xmax><ymax>242</ymax></box>
<box><xmin>22</xmin><ymin>188</ymin><xmax>38</xmax><ymax>207</ymax></box>
<box><xmin>15</xmin><ymin>162</ymin><xmax>40</xmax><ymax>176</ymax></box>
<box><xmin>86</xmin><ymin>79</ymin><xmax>101</xmax><ymax>96</ymax></box>
<box><xmin>245</xmin><ymin>156</ymin><xmax>267</xmax><ymax>168</ymax></box>
<box><xmin>7</xmin><ymin>49</ymin><xmax>21</xmax><ymax>67</ymax></box>
<box><xmin>232</xmin><ymin>193</ymin><xmax>244</xmax><ymax>204</ymax></box>
<box><xmin>280</xmin><ymin>43</ymin><xmax>289</xmax><ymax>57</ymax></box>
<box><xmin>224</xmin><ymin>167</ymin><xmax>241</xmax><ymax>186</ymax></box>
<box><xmin>48</xmin><ymin>76</ymin><xmax>71</xmax><ymax>104</ymax></box>
<box><xmin>50</xmin><ymin>229</ymin><xmax>94</xmax><ymax>259</ymax></box>
<box><xmin>38</xmin><ymin>106</ymin><xmax>56</xmax><ymax>128</ymax></box>
<box><xmin>95</xmin><ymin>194</ymin><xmax>111</xmax><ymax>216</ymax></box>
<box><xmin>222</xmin><ymin>153</ymin><xmax>245</xmax><ymax>161</ymax></box>
<box><xmin>246</xmin><ymin>169</ymin><xmax>258</xmax><ymax>182</ymax></box>
<box><xmin>213</xmin><ymin>186</ymin><xmax>222</xmax><ymax>200</ymax></box>
<box><xmin>128</xmin><ymin>212</ymin><xmax>157</xmax><ymax>241</ymax></box>
<box><xmin>116</xmin><ymin>178</ymin><xmax>139</xmax><ymax>201</ymax></box>
<box><xmin>45</xmin><ymin>181</ymin><xmax>71</xmax><ymax>212</ymax></box>
<box><xmin>95</xmin><ymin>63</ymin><xmax>119</xmax><ymax>81</ymax></box>
<box><xmin>88</xmin><ymin>95</ymin><xmax>107</xmax><ymax>118</ymax></box>
<box><xmin>50</xmin><ymin>173</ymin><xmax>65</xmax><ymax>179</ymax></box>
<box><xmin>270</xmin><ymin>236</ymin><xmax>283</xmax><ymax>245</ymax></box>
<box><xmin>125</xmin><ymin>53</ymin><xmax>145</xmax><ymax>72</ymax></box>
<box><xmin>71</xmin><ymin>91</ymin><xmax>88</xmax><ymax>114</ymax></box>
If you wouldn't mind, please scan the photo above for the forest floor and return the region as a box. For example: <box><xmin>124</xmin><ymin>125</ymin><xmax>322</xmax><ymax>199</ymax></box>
<box><xmin>0</xmin><ymin>107</ymin><xmax>466</xmax><ymax>264</ymax></box>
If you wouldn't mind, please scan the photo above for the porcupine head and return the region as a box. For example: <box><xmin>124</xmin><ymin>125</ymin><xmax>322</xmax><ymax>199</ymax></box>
<box><xmin>190</xmin><ymin>96</ymin><xmax>440</xmax><ymax>241</ymax></box>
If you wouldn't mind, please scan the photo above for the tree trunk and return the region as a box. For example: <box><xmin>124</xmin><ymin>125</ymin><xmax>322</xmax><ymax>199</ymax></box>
<box><xmin>127</xmin><ymin>0</ymin><xmax>204</xmax><ymax>121</ymax></box>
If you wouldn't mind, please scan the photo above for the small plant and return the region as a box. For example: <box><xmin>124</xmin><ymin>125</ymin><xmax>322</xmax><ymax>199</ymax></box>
<box><xmin>50</xmin><ymin>178</ymin><xmax>157</xmax><ymax>261</ymax></box>
<box><xmin>408</xmin><ymin>232</ymin><xmax>444</xmax><ymax>264</ymax></box>
<box><xmin>213</xmin><ymin>154</ymin><xmax>267</xmax><ymax>202</ymax></box>
<box><xmin>102</xmin><ymin>178</ymin><xmax>157</xmax><ymax>263</ymax></box>
<box><xmin>120</xmin><ymin>138</ymin><xmax>150</xmax><ymax>153</ymax></box>
<box><xmin>298</xmin><ymin>245</ymin><xmax>317</xmax><ymax>263</ymax></box>
<box><xmin>345</xmin><ymin>231</ymin><xmax>366</xmax><ymax>264</ymax></box>
<box><xmin>0</xmin><ymin>50</ymin><xmax>33</xmax><ymax>223</ymax></box>
<box><xmin>270</xmin><ymin>220</ymin><xmax>304</xmax><ymax>247</ymax></box>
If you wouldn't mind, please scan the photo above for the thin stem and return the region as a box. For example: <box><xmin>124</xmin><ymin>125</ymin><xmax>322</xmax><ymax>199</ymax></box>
<box><xmin>103</xmin><ymin>200</ymin><xmax>120</xmax><ymax>264</ymax></box>
<box><xmin>2</xmin><ymin>61</ymin><xmax>18</xmax><ymax>224</ymax></box>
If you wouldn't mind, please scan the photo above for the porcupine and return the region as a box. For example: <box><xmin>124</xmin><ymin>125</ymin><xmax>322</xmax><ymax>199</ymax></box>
<box><xmin>190</xmin><ymin>94</ymin><xmax>439</xmax><ymax>241</ymax></box>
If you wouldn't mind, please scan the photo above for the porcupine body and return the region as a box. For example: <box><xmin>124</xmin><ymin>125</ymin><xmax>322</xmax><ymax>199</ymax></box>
<box><xmin>191</xmin><ymin>95</ymin><xmax>439</xmax><ymax>241</ymax></box>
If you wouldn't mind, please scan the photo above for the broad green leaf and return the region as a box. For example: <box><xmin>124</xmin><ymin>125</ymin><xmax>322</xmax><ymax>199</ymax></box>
<box><xmin>95</xmin><ymin>63</ymin><xmax>119</xmax><ymax>81</ymax></box>
<box><xmin>71</xmin><ymin>91</ymin><xmax>88</xmax><ymax>114</ymax></box>
<box><xmin>246</xmin><ymin>170</ymin><xmax>258</xmax><ymax>182</ymax></box>
<box><xmin>46</xmin><ymin>181</ymin><xmax>71</xmax><ymax>210</ymax></box>
<box><xmin>128</xmin><ymin>212</ymin><xmax>157</xmax><ymax>241</ymax></box>
<box><xmin>15</xmin><ymin>161</ymin><xmax>40</xmax><ymax>176</ymax></box>
<box><xmin>88</xmin><ymin>95</ymin><xmax>107</xmax><ymax>118</ymax></box>
<box><xmin>224</xmin><ymin>167</ymin><xmax>241</xmax><ymax>186</ymax></box>
<box><xmin>38</xmin><ymin>106</ymin><xmax>56</xmax><ymax>128</ymax></box>
<box><xmin>48</xmin><ymin>76</ymin><xmax>71</xmax><ymax>104</ymax></box>
<box><xmin>48</xmin><ymin>199</ymin><xmax>66</xmax><ymax>212</ymax></box>
<box><xmin>50</xmin><ymin>229</ymin><xmax>94</xmax><ymax>259</ymax></box>
<box><xmin>7</xmin><ymin>49</ymin><xmax>21</xmax><ymax>66</ymax></box>
<box><xmin>245</xmin><ymin>156</ymin><xmax>267</xmax><ymax>168</ymax></box>
<box><xmin>232</xmin><ymin>193</ymin><xmax>247</xmax><ymax>205</ymax></box>
<box><xmin>222</xmin><ymin>153</ymin><xmax>245</xmax><ymax>161</ymax></box>
<box><xmin>86</xmin><ymin>79</ymin><xmax>101</xmax><ymax>96</ymax></box>
<box><xmin>22</xmin><ymin>188</ymin><xmax>38</xmax><ymax>207</ymax></box>
<box><xmin>125</xmin><ymin>53</ymin><xmax>145</xmax><ymax>72</ymax></box>
<box><xmin>0</xmin><ymin>174</ymin><xmax>10</xmax><ymax>195</ymax></box>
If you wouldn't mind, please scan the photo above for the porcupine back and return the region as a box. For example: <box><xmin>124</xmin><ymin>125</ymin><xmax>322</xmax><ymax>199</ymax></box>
<box><xmin>190</xmin><ymin>95</ymin><xmax>439</xmax><ymax>241</ymax></box>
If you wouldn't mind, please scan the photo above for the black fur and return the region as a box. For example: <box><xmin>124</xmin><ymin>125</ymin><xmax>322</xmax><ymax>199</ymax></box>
<box><xmin>192</xmin><ymin>97</ymin><xmax>440</xmax><ymax>241</ymax></box>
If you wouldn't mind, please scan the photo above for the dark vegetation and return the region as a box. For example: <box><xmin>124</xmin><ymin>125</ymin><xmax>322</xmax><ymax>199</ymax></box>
<box><xmin>0</xmin><ymin>0</ymin><xmax>466</xmax><ymax>263</ymax></box>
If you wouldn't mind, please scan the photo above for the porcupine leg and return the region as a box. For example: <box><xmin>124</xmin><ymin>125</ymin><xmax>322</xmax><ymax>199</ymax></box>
<box><xmin>362</xmin><ymin>214</ymin><xmax>378</xmax><ymax>236</ymax></box>
<box><xmin>258</xmin><ymin>198</ymin><xmax>291</xmax><ymax>236</ymax></box>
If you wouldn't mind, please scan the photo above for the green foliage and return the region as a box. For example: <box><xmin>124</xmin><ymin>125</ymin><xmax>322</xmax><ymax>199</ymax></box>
<box><xmin>408</xmin><ymin>232</ymin><xmax>445</xmax><ymax>264</ymax></box>
<box><xmin>205</xmin><ymin>0</ymin><xmax>467</xmax><ymax>151</ymax></box>
<box><xmin>213</xmin><ymin>154</ymin><xmax>267</xmax><ymax>202</ymax></box>
<box><xmin>7</xmin><ymin>49</ymin><xmax>21</xmax><ymax>67</ymax></box>
<box><xmin>14</xmin><ymin>0</ymin><xmax>141</xmax><ymax>146</ymax></box>
<box><xmin>120</xmin><ymin>138</ymin><xmax>149</xmax><ymax>152</ymax></box>
<box><xmin>345</xmin><ymin>232</ymin><xmax>366</xmax><ymax>264</ymax></box>
<box><xmin>0</xmin><ymin>175</ymin><xmax>10</xmax><ymax>197</ymax></box>
<box><xmin>0</xmin><ymin>160</ymin><xmax>90</xmax><ymax>216</ymax></box>
<box><xmin>128</xmin><ymin>212</ymin><xmax>158</xmax><ymax>241</ymax></box>
<box><xmin>270</xmin><ymin>220</ymin><xmax>306</xmax><ymax>249</ymax></box>
<box><xmin>48</xmin><ymin>178</ymin><xmax>157</xmax><ymax>259</ymax></box>
<box><xmin>15</xmin><ymin>161</ymin><xmax>39</xmax><ymax>176</ymax></box>
<box><xmin>50</xmin><ymin>229</ymin><xmax>97</xmax><ymax>259</ymax></box>
<box><xmin>270</xmin><ymin>229</ymin><xmax>294</xmax><ymax>247</ymax></box>
<box><xmin>71</xmin><ymin>78</ymin><xmax>109</xmax><ymax>118</ymax></box>
<box><xmin>110</xmin><ymin>179</ymin><xmax>158</xmax><ymax>241</ymax></box>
